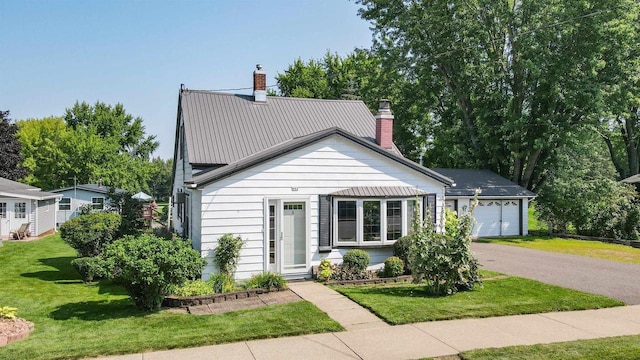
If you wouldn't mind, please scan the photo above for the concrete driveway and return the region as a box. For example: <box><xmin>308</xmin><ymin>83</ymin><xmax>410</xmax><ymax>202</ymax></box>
<box><xmin>471</xmin><ymin>242</ymin><xmax>640</xmax><ymax>305</ymax></box>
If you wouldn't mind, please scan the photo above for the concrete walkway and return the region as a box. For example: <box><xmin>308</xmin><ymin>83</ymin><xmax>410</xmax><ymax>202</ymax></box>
<box><xmin>99</xmin><ymin>281</ymin><xmax>640</xmax><ymax>360</ymax></box>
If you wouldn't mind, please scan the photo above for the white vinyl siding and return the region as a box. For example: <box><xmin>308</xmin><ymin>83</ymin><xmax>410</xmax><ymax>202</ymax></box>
<box><xmin>197</xmin><ymin>135</ymin><xmax>446</xmax><ymax>280</ymax></box>
<box><xmin>36</xmin><ymin>199</ymin><xmax>56</xmax><ymax>236</ymax></box>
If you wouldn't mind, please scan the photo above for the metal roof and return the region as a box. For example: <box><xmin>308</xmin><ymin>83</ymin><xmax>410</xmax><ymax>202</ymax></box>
<box><xmin>187</xmin><ymin>128</ymin><xmax>454</xmax><ymax>188</ymax></box>
<box><xmin>433</xmin><ymin>169</ymin><xmax>535</xmax><ymax>198</ymax></box>
<box><xmin>330</xmin><ymin>186</ymin><xmax>427</xmax><ymax>197</ymax></box>
<box><xmin>180</xmin><ymin>91</ymin><xmax>392</xmax><ymax>165</ymax></box>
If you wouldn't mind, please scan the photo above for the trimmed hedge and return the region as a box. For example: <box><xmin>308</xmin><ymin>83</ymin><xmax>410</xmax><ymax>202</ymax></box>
<box><xmin>60</xmin><ymin>212</ymin><xmax>121</xmax><ymax>257</ymax></box>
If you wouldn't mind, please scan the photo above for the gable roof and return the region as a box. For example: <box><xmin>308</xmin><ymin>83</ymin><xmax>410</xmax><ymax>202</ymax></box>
<box><xmin>50</xmin><ymin>184</ymin><xmax>127</xmax><ymax>195</ymax></box>
<box><xmin>0</xmin><ymin>177</ymin><xmax>62</xmax><ymax>200</ymax></box>
<box><xmin>180</xmin><ymin>91</ymin><xmax>399</xmax><ymax>165</ymax></box>
<box><xmin>433</xmin><ymin>169</ymin><xmax>535</xmax><ymax>198</ymax></box>
<box><xmin>187</xmin><ymin>128</ymin><xmax>454</xmax><ymax>188</ymax></box>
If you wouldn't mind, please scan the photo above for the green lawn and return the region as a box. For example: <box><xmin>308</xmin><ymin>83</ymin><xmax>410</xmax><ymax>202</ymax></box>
<box><xmin>0</xmin><ymin>235</ymin><xmax>342</xmax><ymax>360</ymax></box>
<box><xmin>462</xmin><ymin>334</ymin><xmax>640</xmax><ymax>360</ymax></box>
<box><xmin>478</xmin><ymin>236</ymin><xmax>640</xmax><ymax>264</ymax></box>
<box><xmin>331</xmin><ymin>272</ymin><xmax>623</xmax><ymax>325</ymax></box>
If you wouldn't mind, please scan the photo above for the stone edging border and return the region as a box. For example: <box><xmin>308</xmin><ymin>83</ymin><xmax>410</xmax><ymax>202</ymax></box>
<box><xmin>0</xmin><ymin>319</ymin><xmax>34</xmax><ymax>347</ymax></box>
<box><xmin>324</xmin><ymin>275</ymin><xmax>413</xmax><ymax>286</ymax></box>
<box><xmin>163</xmin><ymin>287</ymin><xmax>286</xmax><ymax>308</ymax></box>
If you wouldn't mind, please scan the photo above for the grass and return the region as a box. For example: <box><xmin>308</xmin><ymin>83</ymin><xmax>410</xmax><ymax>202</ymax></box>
<box><xmin>0</xmin><ymin>235</ymin><xmax>342</xmax><ymax>360</ymax></box>
<box><xmin>331</xmin><ymin>271</ymin><xmax>623</xmax><ymax>325</ymax></box>
<box><xmin>478</xmin><ymin>236</ymin><xmax>640</xmax><ymax>264</ymax></box>
<box><xmin>461</xmin><ymin>334</ymin><xmax>640</xmax><ymax>359</ymax></box>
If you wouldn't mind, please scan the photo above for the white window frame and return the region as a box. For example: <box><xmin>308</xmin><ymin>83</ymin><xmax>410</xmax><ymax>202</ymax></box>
<box><xmin>91</xmin><ymin>197</ymin><xmax>105</xmax><ymax>210</ymax></box>
<box><xmin>59</xmin><ymin>197</ymin><xmax>71</xmax><ymax>211</ymax></box>
<box><xmin>333</xmin><ymin>198</ymin><xmax>422</xmax><ymax>246</ymax></box>
<box><xmin>14</xmin><ymin>202</ymin><xmax>26</xmax><ymax>219</ymax></box>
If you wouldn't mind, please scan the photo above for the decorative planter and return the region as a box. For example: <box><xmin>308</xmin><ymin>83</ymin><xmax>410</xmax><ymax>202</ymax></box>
<box><xmin>0</xmin><ymin>318</ymin><xmax>34</xmax><ymax>347</ymax></box>
<box><xmin>162</xmin><ymin>287</ymin><xmax>286</xmax><ymax>308</ymax></box>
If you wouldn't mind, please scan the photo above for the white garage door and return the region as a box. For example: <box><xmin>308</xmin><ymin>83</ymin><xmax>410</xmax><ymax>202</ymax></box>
<box><xmin>472</xmin><ymin>200</ymin><xmax>520</xmax><ymax>237</ymax></box>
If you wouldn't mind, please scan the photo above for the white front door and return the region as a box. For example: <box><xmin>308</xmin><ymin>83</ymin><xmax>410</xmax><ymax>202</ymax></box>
<box><xmin>0</xmin><ymin>201</ymin><xmax>10</xmax><ymax>238</ymax></box>
<box><xmin>282</xmin><ymin>202</ymin><xmax>306</xmax><ymax>272</ymax></box>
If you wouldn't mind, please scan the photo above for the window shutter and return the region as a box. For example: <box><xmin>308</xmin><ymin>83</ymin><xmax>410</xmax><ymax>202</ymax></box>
<box><xmin>424</xmin><ymin>194</ymin><xmax>437</xmax><ymax>225</ymax></box>
<box><xmin>318</xmin><ymin>195</ymin><xmax>332</xmax><ymax>252</ymax></box>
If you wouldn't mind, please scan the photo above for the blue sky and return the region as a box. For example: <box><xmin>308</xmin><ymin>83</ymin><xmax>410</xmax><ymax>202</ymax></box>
<box><xmin>0</xmin><ymin>1</ymin><xmax>373</xmax><ymax>159</ymax></box>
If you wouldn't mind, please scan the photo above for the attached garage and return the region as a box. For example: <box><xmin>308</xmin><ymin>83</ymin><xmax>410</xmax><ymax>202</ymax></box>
<box><xmin>436</xmin><ymin>169</ymin><xmax>535</xmax><ymax>237</ymax></box>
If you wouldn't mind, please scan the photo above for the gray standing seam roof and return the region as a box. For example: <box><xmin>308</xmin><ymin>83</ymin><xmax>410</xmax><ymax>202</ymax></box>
<box><xmin>330</xmin><ymin>186</ymin><xmax>427</xmax><ymax>197</ymax></box>
<box><xmin>433</xmin><ymin>169</ymin><xmax>535</xmax><ymax>198</ymax></box>
<box><xmin>181</xmin><ymin>91</ymin><xmax>384</xmax><ymax>165</ymax></box>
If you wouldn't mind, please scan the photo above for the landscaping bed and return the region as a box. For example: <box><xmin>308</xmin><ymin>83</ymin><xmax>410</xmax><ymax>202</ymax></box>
<box><xmin>0</xmin><ymin>318</ymin><xmax>34</xmax><ymax>347</ymax></box>
<box><xmin>163</xmin><ymin>287</ymin><xmax>289</xmax><ymax>308</ymax></box>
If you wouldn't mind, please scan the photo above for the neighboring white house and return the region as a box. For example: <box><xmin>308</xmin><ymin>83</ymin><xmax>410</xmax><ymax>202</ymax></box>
<box><xmin>171</xmin><ymin>66</ymin><xmax>536</xmax><ymax>280</ymax></box>
<box><xmin>434</xmin><ymin>169</ymin><xmax>536</xmax><ymax>237</ymax></box>
<box><xmin>49</xmin><ymin>184</ymin><xmax>126</xmax><ymax>227</ymax></box>
<box><xmin>0</xmin><ymin>177</ymin><xmax>62</xmax><ymax>239</ymax></box>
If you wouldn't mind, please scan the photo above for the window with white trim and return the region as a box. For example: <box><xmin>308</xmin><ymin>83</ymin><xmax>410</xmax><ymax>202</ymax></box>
<box><xmin>91</xmin><ymin>197</ymin><xmax>104</xmax><ymax>210</ymax></box>
<box><xmin>59</xmin><ymin>198</ymin><xmax>71</xmax><ymax>211</ymax></box>
<box><xmin>334</xmin><ymin>198</ymin><xmax>421</xmax><ymax>246</ymax></box>
<box><xmin>15</xmin><ymin>202</ymin><xmax>26</xmax><ymax>219</ymax></box>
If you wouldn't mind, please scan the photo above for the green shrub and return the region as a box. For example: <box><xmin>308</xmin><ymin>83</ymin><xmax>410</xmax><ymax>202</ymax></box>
<box><xmin>208</xmin><ymin>273</ymin><xmax>236</xmax><ymax>293</ymax></box>
<box><xmin>393</xmin><ymin>236</ymin><xmax>413</xmax><ymax>274</ymax></box>
<box><xmin>318</xmin><ymin>258</ymin><xmax>333</xmax><ymax>282</ymax></box>
<box><xmin>0</xmin><ymin>306</ymin><xmax>17</xmax><ymax>319</ymax></box>
<box><xmin>214</xmin><ymin>233</ymin><xmax>244</xmax><ymax>276</ymax></box>
<box><xmin>173</xmin><ymin>280</ymin><xmax>213</xmax><ymax>296</ymax></box>
<box><xmin>245</xmin><ymin>272</ymin><xmax>287</xmax><ymax>290</ymax></box>
<box><xmin>410</xmin><ymin>199</ymin><xmax>481</xmax><ymax>296</ymax></box>
<box><xmin>342</xmin><ymin>249</ymin><xmax>370</xmax><ymax>272</ymax></box>
<box><xmin>71</xmin><ymin>257</ymin><xmax>105</xmax><ymax>283</ymax></box>
<box><xmin>383</xmin><ymin>256</ymin><xmax>404</xmax><ymax>278</ymax></box>
<box><xmin>60</xmin><ymin>212</ymin><xmax>121</xmax><ymax>257</ymax></box>
<box><xmin>101</xmin><ymin>234</ymin><xmax>206</xmax><ymax>311</ymax></box>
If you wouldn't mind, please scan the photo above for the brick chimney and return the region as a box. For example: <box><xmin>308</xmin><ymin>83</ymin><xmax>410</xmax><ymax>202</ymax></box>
<box><xmin>253</xmin><ymin>64</ymin><xmax>267</xmax><ymax>102</ymax></box>
<box><xmin>375</xmin><ymin>99</ymin><xmax>394</xmax><ymax>149</ymax></box>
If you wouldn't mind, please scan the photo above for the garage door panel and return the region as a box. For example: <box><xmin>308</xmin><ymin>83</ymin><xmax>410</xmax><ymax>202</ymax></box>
<box><xmin>501</xmin><ymin>200</ymin><xmax>520</xmax><ymax>236</ymax></box>
<box><xmin>473</xmin><ymin>201</ymin><xmax>501</xmax><ymax>237</ymax></box>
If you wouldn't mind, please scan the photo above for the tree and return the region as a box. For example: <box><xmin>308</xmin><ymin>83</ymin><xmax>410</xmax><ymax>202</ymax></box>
<box><xmin>146</xmin><ymin>158</ymin><xmax>173</xmax><ymax>201</ymax></box>
<box><xmin>17</xmin><ymin>102</ymin><xmax>159</xmax><ymax>191</ymax></box>
<box><xmin>0</xmin><ymin>110</ymin><xmax>28</xmax><ymax>180</ymax></box>
<box><xmin>357</xmin><ymin>0</ymin><xmax>640</xmax><ymax>191</ymax></box>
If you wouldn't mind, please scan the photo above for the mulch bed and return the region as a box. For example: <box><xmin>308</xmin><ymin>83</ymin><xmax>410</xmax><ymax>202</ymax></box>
<box><xmin>0</xmin><ymin>318</ymin><xmax>34</xmax><ymax>346</ymax></box>
<box><xmin>187</xmin><ymin>289</ymin><xmax>303</xmax><ymax>315</ymax></box>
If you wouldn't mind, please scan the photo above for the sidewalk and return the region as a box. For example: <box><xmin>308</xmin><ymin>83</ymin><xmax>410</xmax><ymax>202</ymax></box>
<box><xmin>99</xmin><ymin>282</ymin><xmax>640</xmax><ymax>360</ymax></box>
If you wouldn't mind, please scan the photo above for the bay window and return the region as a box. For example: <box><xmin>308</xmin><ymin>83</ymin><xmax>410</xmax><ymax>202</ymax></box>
<box><xmin>334</xmin><ymin>198</ymin><xmax>421</xmax><ymax>245</ymax></box>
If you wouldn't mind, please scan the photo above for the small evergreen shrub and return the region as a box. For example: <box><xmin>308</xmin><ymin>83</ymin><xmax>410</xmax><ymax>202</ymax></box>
<box><xmin>101</xmin><ymin>234</ymin><xmax>206</xmax><ymax>311</ymax></box>
<box><xmin>383</xmin><ymin>256</ymin><xmax>404</xmax><ymax>278</ymax></box>
<box><xmin>245</xmin><ymin>272</ymin><xmax>288</xmax><ymax>290</ymax></box>
<box><xmin>208</xmin><ymin>273</ymin><xmax>236</xmax><ymax>293</ymax></box>
<box><xmin>60</xmin><ymin>212</ymin><xmax>121</xmax><ymax>257</ymax></box>
<box><xmin>173</xmin><ymin>280</ymin><xmax>213</xmax><ymax>296</ymax></box>
<box><xmin>318</xmin><ymin>258</ymin><xmax>333</xmax><ymax>282</ymax></box>
<box><xmin>214</xmin><ymin>233</ymin><xmax>244</xmax><ymax>276</ymax></box>
<box><xmin>342</xmin><ymin>249</ymin><xmax>370</xmax><ymax>272</ymax></box>
<box><xmin>0</xmin><ymin>306</ymin><xmax>18</xmax><ymax>319</ymax></box>
<box><xmin>393</xmin><ymin>236</ymin><xmax>413</xmax><ymax>274</ymax></box>
<box><xmin>71</xmin><ymin>257</ymin><xmax>104</xmax><ymax>283</ymax></box>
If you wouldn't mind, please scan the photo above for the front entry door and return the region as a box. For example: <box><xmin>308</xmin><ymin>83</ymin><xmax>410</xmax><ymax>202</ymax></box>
<box><xmin>266</xmin><ymin>200</ymin><xmax>307</xmax><ymax>274</ymax></box>
<box><xmin>0</xmin><ymin>201</ymin><xmax>10</xmax><ymax>238</ymax></box>
<box><xmin>282</xmin><ymin>202</ymin><xmax>306</xmax><ymax>272</ymax></box>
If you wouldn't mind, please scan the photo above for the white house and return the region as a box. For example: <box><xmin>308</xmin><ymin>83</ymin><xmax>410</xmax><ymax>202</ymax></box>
<box><xmin>0</xmin><ymin>177</ymin><xmax>62</xmax><ymax>239</ymax></box>
<box><xmin>171</xmin><ymin>66</ymin><xmax>535</xmax><ymax>280</ymax></box>
<box><xmin>49</xmin><ymin>184</ymin><xmax>126</xmax><ymax>227</ymax></box>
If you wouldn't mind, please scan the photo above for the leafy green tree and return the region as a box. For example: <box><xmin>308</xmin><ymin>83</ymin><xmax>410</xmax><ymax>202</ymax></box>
<box><xmin>17</xmin><ymin>102</ymin><xmax>158</xmax><ymax>191</ymax></box>
<box><xmin>0</xmin><ymin>110</ymin><xmax>28</xmax><ymax>181</ymax></box>
<box><xmin>357</xmin><ymin>0</ymin><xmax>640</xmax><ymax>190</ymax></box>
<box><xmin>146</xmin><ymin>157</ymin><xmax>173</xmax><ymax>201</ymax></box>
